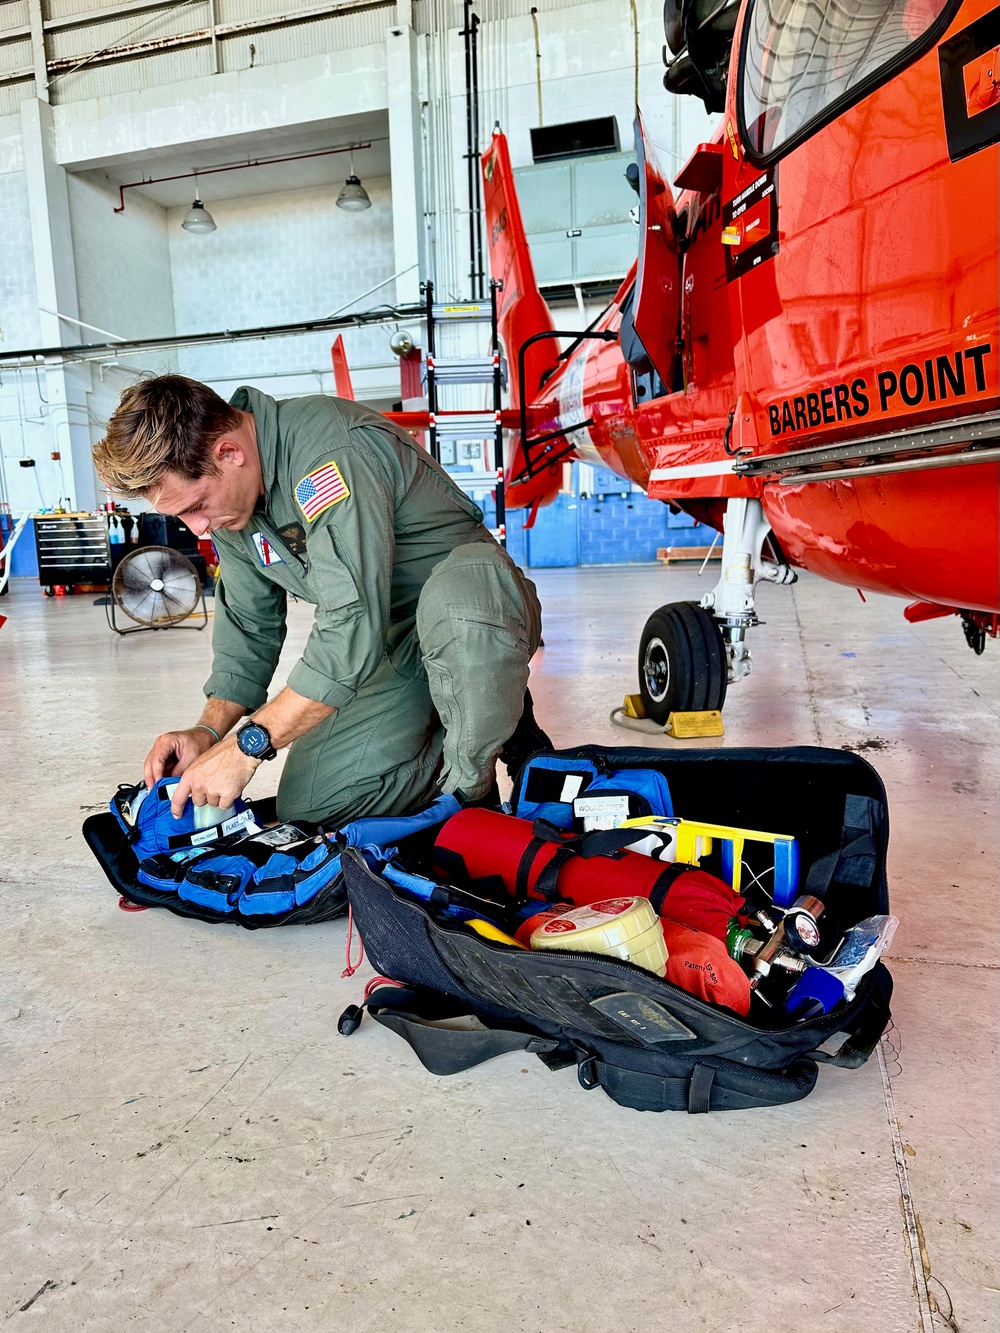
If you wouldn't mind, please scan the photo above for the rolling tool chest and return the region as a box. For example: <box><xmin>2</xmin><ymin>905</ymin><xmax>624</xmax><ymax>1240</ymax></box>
<box><xmin>33</xmin><ymin>512</ymin><xmax>111</xmax><ymax>590</ymax></box>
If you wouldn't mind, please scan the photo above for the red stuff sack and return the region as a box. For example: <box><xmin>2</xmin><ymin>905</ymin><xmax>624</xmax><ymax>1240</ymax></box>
<box><xmin>433</xmin><ymin>808</ymin><xmax>672</xmax><ymax>906</ymax></box>
<box><xmin>654</xmin><ymin>866</ymin><xmax>744</xmax><ymax>942</ymax></box>
<box><xmin>432</xmin><ymin>809</ymin><xmax>743</xmax><ymax>937</ymax></box>
<box><xmin>661</xmin><ymin>919</ymin><xmax>751</xmax><ymax>1015</ymax></box>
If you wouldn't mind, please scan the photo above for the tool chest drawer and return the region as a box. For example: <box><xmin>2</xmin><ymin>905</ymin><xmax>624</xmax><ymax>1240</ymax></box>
<box><xmin>34</xmin><ymin>514</ymin><xmax>111</xmax><ymax>586</ymax></box>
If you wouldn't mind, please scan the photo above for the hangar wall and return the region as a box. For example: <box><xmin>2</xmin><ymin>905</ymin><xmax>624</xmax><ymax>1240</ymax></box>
<box><xmin>0</xmin><ymin>0</ymin><xmax>714</xmax><ymax>548</ymax></box>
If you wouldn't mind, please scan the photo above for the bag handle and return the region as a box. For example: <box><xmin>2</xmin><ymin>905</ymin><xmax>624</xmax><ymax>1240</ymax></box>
<box><xmin>577</xmin><ymin>1056</ymin><xmax>717</xmax><ymax>1113</ymax></box>
<box><xmin>811</xmin><ymin>962</ymin><xmax>892</xmax><ymax>1069</ymax></box>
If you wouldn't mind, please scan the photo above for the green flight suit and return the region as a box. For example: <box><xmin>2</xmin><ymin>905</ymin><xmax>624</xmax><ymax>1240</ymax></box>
<box><xmin>206</xmin><ymin>387</ymin><xmax>542</xmax><ymax>826</ymax></box>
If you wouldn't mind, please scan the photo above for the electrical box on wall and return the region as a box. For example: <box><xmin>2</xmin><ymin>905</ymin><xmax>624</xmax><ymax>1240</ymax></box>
<box><xmin>514</xmin><ymin>152</ymin><xmax>637</xmax><ymax>287</ymax></box>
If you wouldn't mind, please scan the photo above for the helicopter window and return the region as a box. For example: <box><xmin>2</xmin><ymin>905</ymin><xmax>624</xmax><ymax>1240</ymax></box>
<box><xmin>739</xmin><ymin>0</ymin><xmax>962</xmax><ymax>163</ymax></box>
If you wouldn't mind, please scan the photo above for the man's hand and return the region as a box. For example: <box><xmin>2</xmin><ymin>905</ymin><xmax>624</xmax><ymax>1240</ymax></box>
<box><xmin>169</xmin><ymin>740</ymin><xmax>260</xmax><ymax>817</ymax></box>
<box><xmin>144</xmin><ymin>727</ymin><xmax>217</xmax><ymax>788</ymax></box>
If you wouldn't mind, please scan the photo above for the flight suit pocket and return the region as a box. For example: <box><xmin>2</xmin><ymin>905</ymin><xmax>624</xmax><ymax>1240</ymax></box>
<box><xmin>309</xmin><ymin>539</ymin><xmax>363</xmax><ymax>623</ymax></box>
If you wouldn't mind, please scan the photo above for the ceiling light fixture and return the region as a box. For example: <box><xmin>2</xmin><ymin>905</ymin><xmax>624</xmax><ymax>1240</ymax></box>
<box><xmin>181</xmin><ymin>173</ymin><xmax>217</xmax><ymax>233</ymax></box>
<box><xmin>336</xmin><ymin>149</ymin><xmax>371</xmax><ymax>212</ymax></box>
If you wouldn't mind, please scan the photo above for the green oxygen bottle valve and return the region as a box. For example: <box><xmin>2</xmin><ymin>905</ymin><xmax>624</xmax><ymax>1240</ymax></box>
<box><xmin>727</xmin><ymin>918</ymin><xmax>758</xmax><ymax>964</ymax></box>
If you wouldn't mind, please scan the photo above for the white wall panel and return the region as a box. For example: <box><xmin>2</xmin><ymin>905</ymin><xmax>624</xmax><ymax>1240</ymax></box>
<box><xmin>167</xmin><ymin>174</ymin><xmax>397</xmax><ymax>398</ymax></box>
<box><xmin>68</xmin><ymin>170</ymin><xmax>176</xmax><ymax>348</ymax></box>
<box><xmin>47</xmin><ymin>9</ymin><xmax>209</xmax><ymax>62</ymax></box>
<box><xmin>0</xmin><ymin>0</ymin><xmax>28</xmax><ymax>33</ymax></box>
<box><xmin>0</xmin><ymin>166</ymin><xmax>40</xmax><ymax>348</ymax></box>
<box><xmin>413</xmin><ymin>0</ymin><xmax>604</xmax><ymax>35</ymax></box>
<box><xmin>0</xmin><ymin>38</ymin><xmax>31</xmax><ymax>77</ymax></box>
<box><xmin>215</xmin><ymin>0</ymin><xmax>389</xmax><ymax>21</ymax></box>
<box><xmin>0</xmin><ymin>82</ymin><xmax>30</xmax><ymax>115</ymax></box>
<box><xmin>50</xmin><ymin>46</ymin><xmax>210</xmax><ymax>102</ymax></box>
<box><xmin>219</xmin><ymin>6</ymin><xmax>394</xmax><ymax>73</ymax></box>
<box><xmin>45</xmin><ymin>0</ymin><xmax>177</xmax><ymax>18</ymax></box>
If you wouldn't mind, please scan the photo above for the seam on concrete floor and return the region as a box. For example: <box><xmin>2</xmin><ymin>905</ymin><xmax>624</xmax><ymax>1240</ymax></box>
<box><xmin>879</xmin><ymin>1037</ymin><xmax>936</xmax><ymax>1332</ymax></box>
<box><xmin>890</xmin><ymin>955</ymin><xmax>1000</xmax><ymax>971</ymax></box>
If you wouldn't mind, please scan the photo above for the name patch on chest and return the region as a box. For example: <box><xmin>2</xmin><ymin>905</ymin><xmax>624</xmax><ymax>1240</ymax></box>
<box><xmin>277</xmin><ymin>522</ymin><xmax>308</xmax><ymax>557</ymax></box>
<box><xmin>251</xmin><ymin>531</ymin><xmax>284</xmax><ymax>566</ymax></box>
<box><xmin>295</xmin><ymin>462</ymin><xmax>350</xmax><ymax>522</ymax></box>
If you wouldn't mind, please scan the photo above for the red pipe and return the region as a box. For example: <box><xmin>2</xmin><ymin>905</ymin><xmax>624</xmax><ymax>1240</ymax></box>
<box><xmin>113</xmin><ymin>142</ymin><xmax>372</xmax><ymax>214</ymax></box>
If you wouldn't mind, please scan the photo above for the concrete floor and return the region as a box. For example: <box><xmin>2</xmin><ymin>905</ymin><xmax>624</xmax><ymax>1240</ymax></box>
<box><xmin>1</xmin><ymin>564</ymin><xmax>997</xmax><ymax>1332</ymax></box>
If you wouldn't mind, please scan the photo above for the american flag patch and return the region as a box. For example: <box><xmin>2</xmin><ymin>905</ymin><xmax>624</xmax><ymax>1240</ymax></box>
<box><xmin>294</xmin><ymin>462</ymin><xmax>350</xmax><ymax>521</ymax></box>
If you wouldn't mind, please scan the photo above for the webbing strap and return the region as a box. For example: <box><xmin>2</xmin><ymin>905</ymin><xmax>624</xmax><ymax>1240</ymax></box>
<box><xmin>367</xmin><ymin>1006</ymin><xmax>559</xmax><ymax>1076</ymax></box>
<box><xmin>578</xmin><ymin>1058</ymin><xmax>716</xmax><ymax>1113</ymax></box>
<box><xmin>687</xmin><ymin>1063</ymin><xmax>715</xmax><ymax>1114</ymax></box>
<box><xmin>647</xmin><ymin>862</ymin><xmax>699</xmax><ymax>915</ymax></box>
<box><xmin>804</xmin><ymin>832</ymin><xmax>878</xmax><ymax>897</ymax></box>
<box><xmin>514</xmin><ymin>836</ymin><xmax>547</xmax><ymax>899</ymax></box>
<box><xmin>533</xmin><ymin>845</ymin><xmax>578</xmax><ymax>903</ymax></box>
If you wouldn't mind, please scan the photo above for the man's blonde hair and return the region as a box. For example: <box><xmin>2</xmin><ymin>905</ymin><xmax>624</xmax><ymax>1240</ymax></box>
<box><xmin>93</xmin><ymin>374</ymin><xmax>242</xmax><ymax>498</ymax></box>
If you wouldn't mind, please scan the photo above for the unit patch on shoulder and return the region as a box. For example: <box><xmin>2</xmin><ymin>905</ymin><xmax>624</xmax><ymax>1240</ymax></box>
<box><xmin>295</xmin><ymin>461</ymin><xmax>350</xmax><ymax>522</ymax></box>
<box><xmin>251</xmin><ymin>531</ymin><xmax>284</xmax><ymax>566</ymax></box>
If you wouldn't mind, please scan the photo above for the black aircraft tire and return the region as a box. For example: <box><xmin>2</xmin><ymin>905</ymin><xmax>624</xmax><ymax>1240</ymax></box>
<box><xmin>637</xmin><ymin>601</ymin><xmax>729</xmax><ymax>723</ymax></box>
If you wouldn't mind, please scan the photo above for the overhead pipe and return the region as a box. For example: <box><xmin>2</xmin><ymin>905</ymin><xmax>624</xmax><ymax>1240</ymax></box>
<box><xmin>0</xmin><ymin>304</ymin><xmax>428</xmax><ymax>369</ymax></box>
<box><xmin>112</xmin><ymin>142</ymin><xmax>375</xmax><ymax>214</ymax></box>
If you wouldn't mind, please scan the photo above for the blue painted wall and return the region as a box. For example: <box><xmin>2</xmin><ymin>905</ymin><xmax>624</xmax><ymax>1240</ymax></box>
<box><xmin>478</xmin><ymin>465</ymin><xmax>717</xmax><ymax>567</ymax></box>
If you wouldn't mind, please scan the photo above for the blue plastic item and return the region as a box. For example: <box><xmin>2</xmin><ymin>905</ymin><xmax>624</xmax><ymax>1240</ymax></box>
<box><xmin>785</xmin><ymin>966</ymin><xmax>845</xmax><ymax>1021</ymax></box>
<box><xmin>720</xmin><ymin>835</ymin><xmax>800</xmax><ymax>907</ymax></box>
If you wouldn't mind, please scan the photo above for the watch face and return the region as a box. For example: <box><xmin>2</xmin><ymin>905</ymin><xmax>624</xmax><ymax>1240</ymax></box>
<box><xmin>239</xmin><ymin>724</ymin><xmax>270</xmax><ymax>757</ymax></box>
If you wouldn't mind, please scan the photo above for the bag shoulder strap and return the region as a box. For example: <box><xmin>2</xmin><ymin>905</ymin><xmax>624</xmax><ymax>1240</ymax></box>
<box><xmin>339</xmin><ymin>985</ymin><xmax>563</xmax><ymax>1076</ymax></box>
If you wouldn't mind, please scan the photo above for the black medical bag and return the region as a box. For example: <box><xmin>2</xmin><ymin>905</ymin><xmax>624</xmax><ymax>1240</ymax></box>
<box><xmin>339</xmin><ymin>745</ymin><xmax>894</xmax><ymax>1114</ymax></box>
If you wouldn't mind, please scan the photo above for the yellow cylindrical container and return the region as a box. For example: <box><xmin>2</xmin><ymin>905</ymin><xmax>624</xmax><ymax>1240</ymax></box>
<box><xmin>528</xmin><ymin>897</ymin><xmax>668</xmax><ymax>977</ymax></box>
<box><xmin>466</xmin><ymin>918</ymin><xmax>527</xmax><ymax>948</ymax></box>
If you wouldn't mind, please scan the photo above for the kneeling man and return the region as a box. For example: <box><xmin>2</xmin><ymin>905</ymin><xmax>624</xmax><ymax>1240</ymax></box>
<box><xmin>93</xmin><ymin>375</ymin><xmax>547</xmax><ymax>824</ymax></box>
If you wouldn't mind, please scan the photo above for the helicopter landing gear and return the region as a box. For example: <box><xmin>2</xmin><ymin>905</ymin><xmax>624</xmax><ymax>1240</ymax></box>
<box><xmin>637</xmin><ymin>498</ymin><xmax>796</xmax><ymax>718</ymax></box>
<box><xmin>698</xmin><ymin>496</ymin><xmax>796</xmax><ymax>694</ymax></box>
<box><xmin>638</xmin><ymin>601</ymin><xmax>728</xmax><ymax>722</ymax></box>
<box><xmin>960</xmin><ymin>610</ymin><xmax>999</xmax><ymax>655</ymax></box>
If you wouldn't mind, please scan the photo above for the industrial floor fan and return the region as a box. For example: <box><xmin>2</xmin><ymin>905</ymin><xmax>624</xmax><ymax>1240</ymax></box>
<box><xmin>107</xmin><ymin>544</ymin><xmax>208</xmax><ymax>636</ymax></box>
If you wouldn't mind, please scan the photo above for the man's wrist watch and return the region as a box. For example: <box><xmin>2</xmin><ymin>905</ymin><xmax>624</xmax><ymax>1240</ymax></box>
<box><xmin>236</xmin><ymin>719</ymin><xmax>278</xmax><ymax>761</ymax></box>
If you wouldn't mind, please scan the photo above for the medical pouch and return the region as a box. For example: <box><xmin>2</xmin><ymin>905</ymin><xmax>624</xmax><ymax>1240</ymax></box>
<box><xmin>86</xmin><ymin>794</ymin><xmax>464</xmax><ymax>928</ymax></box>
<box><xmin>339</xmin><ymin>745</ymin><xmax>895</xmax><ymax>1114</ymax></box>
<box><xmin>87</xmin><ymin>793</ymin><xmax>351</xmax><ymax>927</ymax></box>
<box><xmin>511</xmin><ymin>754</ymin><xmax>673</xmax><ymax>830</ymax></box>
<box><xmin>111</xmin><ymin>777</ymin><xmax>255</xmax><ymax>861</ymax></box>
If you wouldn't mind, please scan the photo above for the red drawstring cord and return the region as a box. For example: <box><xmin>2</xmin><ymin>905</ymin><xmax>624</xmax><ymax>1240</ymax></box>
<box><xmin>341</xmin><ymin>904</ymin><xmax>365</xmax><ymax>978</ymax></box>
<box><xmin>363</xmin><ymin>974</ymin><xmax>405</xmax><ymax>1001</ymax></box>
<box><xmin>341</xmin><ymin>908</ymin><xmax>404</xmax><ymax>996</ymax></box>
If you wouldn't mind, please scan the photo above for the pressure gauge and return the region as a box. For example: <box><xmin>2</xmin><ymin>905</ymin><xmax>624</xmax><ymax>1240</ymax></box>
<box><xmin>783</xmin><ymin>894</ymin><xmax>825</xmax><ymax>954</ymax></box>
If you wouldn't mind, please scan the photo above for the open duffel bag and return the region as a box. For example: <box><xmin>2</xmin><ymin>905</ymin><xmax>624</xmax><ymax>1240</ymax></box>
<box><xmin>339</xmin><ymin>745</ymin><xmax>894</xmax><ymax>1114</ymax></box>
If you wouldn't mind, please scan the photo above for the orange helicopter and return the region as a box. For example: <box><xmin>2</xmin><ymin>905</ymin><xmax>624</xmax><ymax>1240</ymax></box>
<box><xmin>460</xmin><ymin>0</ymin><xmax>998</xmax><ymax>720</ymax></box>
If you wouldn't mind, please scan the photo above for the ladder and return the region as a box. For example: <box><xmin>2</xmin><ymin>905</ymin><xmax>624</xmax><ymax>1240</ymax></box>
<box><xmin>423</xmin><ymin>279</ymin><xmax>507</xmax><ymax>547</ymax></box>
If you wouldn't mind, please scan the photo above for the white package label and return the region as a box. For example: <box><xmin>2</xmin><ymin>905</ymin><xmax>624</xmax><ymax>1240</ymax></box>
<box><xmin>573</xmin><ymin>793</ymin><xmax>631</xmax><ymax>831</ymax></box>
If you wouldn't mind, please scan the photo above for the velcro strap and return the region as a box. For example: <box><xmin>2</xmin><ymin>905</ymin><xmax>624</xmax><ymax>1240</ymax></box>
<box><xmin>524</xmin><ymin>767</ymin><xmax>594</xmax><ymax>805</ymax></box>
<box><xmin>515</xmin><ymin>836</ymin><xmax>547</xmax><ymax>898</ymax></box>
<box><xmin>648</xmin><ymin>862</ymin><xmax>698</xmax><ymax>915</ymax></box>
<box><xmin>533</xmin><ymin>844</ymin><xmax>578</xmax><ymax>903</ymax></box>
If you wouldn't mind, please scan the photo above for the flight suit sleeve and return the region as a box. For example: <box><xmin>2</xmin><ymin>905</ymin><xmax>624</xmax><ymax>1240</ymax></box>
<box><xmin>285</xmin><ymin>436</ymin><xmax>396</xmax><ymax>708</ymax></box>
<box><xmin>203</xmin><ymin>537</ymin><xmax>288</xmax><ymax>710</ymax></box>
